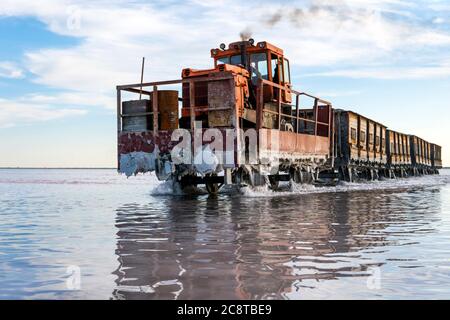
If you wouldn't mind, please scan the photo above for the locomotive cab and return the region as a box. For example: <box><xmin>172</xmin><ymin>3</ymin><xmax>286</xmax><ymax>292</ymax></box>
<box><xmin>212</xmin><ymin>40</ymin><xmax>292</xmax><ymax>105</ymax></box>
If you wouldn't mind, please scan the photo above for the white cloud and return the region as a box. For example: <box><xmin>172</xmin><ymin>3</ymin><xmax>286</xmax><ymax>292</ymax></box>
<box><xmin>20</xmin><ymin>92</ymin><xmax>114</xmax><ymax>108</ymax></box>
<box><xmin>0</xmin><ymin>62</ymin><xmax>24</xmax><ymax>79</ymax></box>
<box><xmin>306</xmin><ymin>60</ymin><xmax>450</xmax><ymax>79</ymax></box>
<box><xmin>433</xmin><ymin>17</ymin><xmax>445</xmax><ymax>24</ymax></box>
<box><xmin>0</xmin><ymin>0</ymin><xmax>450</xmax><ymax>103</ymax></box>
<box><xmin>0</xmin><ymin>98</ymin><xmax>87</xmax><ymax>128</ymax></box>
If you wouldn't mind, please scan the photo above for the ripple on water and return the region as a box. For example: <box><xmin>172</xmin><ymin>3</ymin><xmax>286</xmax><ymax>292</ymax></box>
<box><xmin>0</xmin><ymin>169</ymin><xmax>449</xmax><ymax>299</ymax></box>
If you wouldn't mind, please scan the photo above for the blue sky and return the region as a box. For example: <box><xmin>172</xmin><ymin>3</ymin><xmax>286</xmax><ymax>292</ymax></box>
<box><xmin>0</xmin><ymin>0</ymin><xmax>449</xmax><ymax>167</ymax></box>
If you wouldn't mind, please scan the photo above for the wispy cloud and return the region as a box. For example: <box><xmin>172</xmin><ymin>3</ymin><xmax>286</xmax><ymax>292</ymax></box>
<box><xmin>0</xmin><ymin>98</ymin><xmax>87</xmax><ymax>128</ymax></box>
<box><xmin>306</xmin><ymin>60</ymin><xmax>450</xmax><ymax>79</ymax></box>
<box><xmin>0</xmin><ymin>62</ymin><xmax>24</xmax><ymax>79</ymax></box>
<box><xmin>0</xmin><ymin>0</ymin><xmax>450</xmax><ymax>107</ymax></box>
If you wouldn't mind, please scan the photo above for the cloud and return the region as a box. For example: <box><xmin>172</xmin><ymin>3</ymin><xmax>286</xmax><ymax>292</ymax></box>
<box><xmin>0</xmin><ymin>62</ymin><xmax>24</xmax><ymax>79</ymax></box>
<box><xmin>306</xmin><ymin>60</ymin><xmax>450</xmax><ymax>79</ymax></box>
<box><xmin>0</xmin><ymin>98</ymin><xmax>87</xmax><ymax>128</ymax></box>
<box><xmin>19</xmin><ymin>92</ymin><xmax>114</xmax><ymax>109</ymax></box>
<box><xmin>1</xmin><ymin>0</ymin><xmax>450</xmax><ymax>99</ymax></box>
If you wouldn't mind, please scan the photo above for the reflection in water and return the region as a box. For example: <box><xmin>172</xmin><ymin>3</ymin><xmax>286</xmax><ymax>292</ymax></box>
<box><xmin>112</xmin><ymin>187</ymin><xmax>442</xmax><ymax>300</ymax></box>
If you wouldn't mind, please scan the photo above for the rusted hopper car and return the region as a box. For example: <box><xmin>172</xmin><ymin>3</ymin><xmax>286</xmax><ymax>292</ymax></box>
<box><xmin>431</xmin><ymin>144</ymin><xmax>443</xmax><ymax>171</ymax></box>
<box><xmin>334</xmin><ymin>110</ymin><xmax>387</xmax><ymax>181</ymax></box>
<box><xmin>386</xmin><ymin>130</ymin><xmax>412</xmax><ymax>177</ymax></box>
<box><xmin>410</xmin><ymin>136</ymin><xmax>435</xmax><ymax>174</ymax></box>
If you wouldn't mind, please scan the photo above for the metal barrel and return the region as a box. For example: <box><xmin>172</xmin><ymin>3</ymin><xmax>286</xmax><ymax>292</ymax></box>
<box><xmin>121</xmin><ymin>90</ymin><xmax>179</xmax><ymax>132</ymax></box>
<box><xmin>158</xmin><ymin>90</ymin><xmax>179</xmax><ymax>130</ymax></box>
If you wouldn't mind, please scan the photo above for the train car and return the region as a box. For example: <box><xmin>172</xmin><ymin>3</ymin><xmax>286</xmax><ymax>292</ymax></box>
<box><xmin>409</xmin><ymin>135</ymin><xmax>434</xmax><ymax>174</ymax></box>
<box><xmin>431</xmin><ymin>144</ymin><xmax>443</xmax><ymax>172</ymax></box>
<box><xmin>334</xmin><ymin>110</ymin><xmax>387</xmax><ymax>181</ymax></box>
<box><xmin>386</xmin><ymin>130</ymin><xmax>412</xmax><ymax>177</ymax></box>
<box><xmin>116</xmin><ymin>39</ymin><xmax>441</xmax><ymax>192</ymax></box>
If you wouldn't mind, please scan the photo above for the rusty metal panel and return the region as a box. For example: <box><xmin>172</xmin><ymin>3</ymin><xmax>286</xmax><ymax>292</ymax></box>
<box><xmin>312</xmin><ymin>136</ymin><xmax>330</xmax><ymax>155</ymax></box>
<box><xmin>158</xmin><ymin>90</ymin><xmax>179</xmax><ymax>130</ymax></box>
<box><xmin>260</xmin><ymin>129</ymin><xmax>329</xmax><ymax>158</ymax></box>
<box><xmin>348</xmin><ymin>112</ymin><xmax>359</xmax><ymax>162</ymax></box>
<box><xmin>279</xmin><ymin>131</ymin><xmax>297</xmax><ymax>152</ymax></box>
<box><xmin>432</xmin><ymin>144</ymin><xmax>443</xmax><ymax>168</ymax></box>
<box><xmin>122</xmin><ymin>99</ymin><xmax>151</xmax><ymax>132</ymax></box>
<box><xmin>208</xmin><ymin>76</ymin><xmax>235</xmax><ymax>127</ymax></box>
<box><xmin>368</xmin><ymin>120</ymin><xmax>375</xmax><ymax>157</ymax></box>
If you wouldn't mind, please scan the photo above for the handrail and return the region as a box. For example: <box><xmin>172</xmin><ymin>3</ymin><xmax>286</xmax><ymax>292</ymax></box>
<box><xmin>259</xmin><ymin>78</ymin><xmax>332</xmax><ymax>106</ymax></box>
<box><xmin>117</xmin><ymin>74</ymin><xmax>234</xmax><ymax>90</ymax></box>
<box><xmin>117</xmin><ymin>75</ymin><xmax>333</xmax><ymax>138</ymax></box>
<box><xmin>256</xmin><ymin>78</ymin><xmax>332</xmax><ymax>139</ymax></box>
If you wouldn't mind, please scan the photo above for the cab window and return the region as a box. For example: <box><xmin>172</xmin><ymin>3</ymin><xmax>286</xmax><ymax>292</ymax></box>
<box><xmin>283</xmin><ymin>59</ymin><xmax>291</xmax><ymax>83</ymax></box>
<box><xmin>271</xmin><ymin>54</ymin><xmax>282</xmax><ymax>83</ymax></box>
<box><xmin>250</xmin><ymin>53</ymin><xmax>268</xmax><ymax>85</ymax></box>
<box><xmin>230</xmin><ymin>55</ymin><xmax>241</xmax><ymax>66</ymax></box>
<box><xmin>217</xmin><ymin>57</ymin><xmax>229</xmax><ymax>65</ymax></box>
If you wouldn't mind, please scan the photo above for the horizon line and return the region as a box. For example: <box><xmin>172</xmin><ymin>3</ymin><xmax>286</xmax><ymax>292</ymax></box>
<box><xmin>0</xmin><ymin>167</ymin><xmax>118</xmax><ymax>170</ymax></box>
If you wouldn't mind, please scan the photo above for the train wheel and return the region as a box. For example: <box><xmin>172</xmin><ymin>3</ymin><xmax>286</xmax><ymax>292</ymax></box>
<box><xmin>268</xmin><ymin>176</ymin><xmax>279</xmax><ymax>190</ymax></box>
<box><xmin>293</xmin><ymin>169</ymin><xmax>303</xmax><ymax>184</ymax></box>
<box><xmin>205</xmin><ymin>173</ymin><xmax>222</xmax><ymax>195</ymax></box>
<box><xmin>172</xmin><ymin>174</ymin><xmax>197</xmax><ymax>194</ymax></box>
<box><xmin>205</xmin><ymin>181</ymin><xmax>219</xmax><ymax>195</ymax></box>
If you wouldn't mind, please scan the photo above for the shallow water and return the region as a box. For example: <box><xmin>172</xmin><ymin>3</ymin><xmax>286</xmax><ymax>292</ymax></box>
<box><xmin>0</xmin><ymin>168</ymin><xmax>449</xmax><ymax>300</ymax></box>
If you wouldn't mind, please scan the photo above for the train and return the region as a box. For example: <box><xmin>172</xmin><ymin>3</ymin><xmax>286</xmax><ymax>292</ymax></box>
<box><xmin>116</xmin><ymin>39</ymin><xmax>442</xmax><ymax>194</ymax></box>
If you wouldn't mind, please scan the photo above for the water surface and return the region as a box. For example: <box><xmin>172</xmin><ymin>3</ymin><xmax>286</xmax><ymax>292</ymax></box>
<box><xmin>0</xmin><ymin>168</ymin><xmax>449</xmax><ymax>300</ymax></box>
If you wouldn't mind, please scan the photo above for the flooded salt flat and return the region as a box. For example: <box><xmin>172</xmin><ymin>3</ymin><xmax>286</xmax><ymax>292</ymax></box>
<box><xmin>0</xmin><ymin>168</ymin><xmax>449</xmax><ymax>300</ymax></box>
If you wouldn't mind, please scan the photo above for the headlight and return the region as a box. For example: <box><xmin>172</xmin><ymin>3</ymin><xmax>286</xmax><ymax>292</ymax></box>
<box><xmin>220</xmin><ymin>43</ymin><xmax>226</xmax><ymax>50</ymax></box>
<box><xmin>249</xmin><ymin>38</ymin><xmax>255</xmax><ymax>45</ymax></box>
<box><xmin>212</xmin><ymin>49</ymin><xmax>218</xmax><ymax>55</ymax></box>
<box><xmin>258</xmin><ymin>42</ymin><xmax>266</xmax><ymax>48</ymax></box>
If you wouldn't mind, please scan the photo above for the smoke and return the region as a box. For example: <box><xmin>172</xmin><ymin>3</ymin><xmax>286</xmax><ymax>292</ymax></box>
<box><xmin>263</xmin><ymin>0</ymin><xmax>354</xmax><ymax>29</ymax></box>
<box><xmin>240</xmin><ymin>27</ymin><xmax>253</xmax><ymax>41</ymax></box>
<box><xmin>265</xmin><ymin>10</ymin><xmax>283</xmax><ymax>27</ymax></box>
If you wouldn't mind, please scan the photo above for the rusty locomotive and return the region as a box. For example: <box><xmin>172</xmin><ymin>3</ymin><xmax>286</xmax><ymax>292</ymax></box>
<box><xmin>116</xmin><ymin>39</ymin><xmax>442</xmax><ymax>194</ymax></box>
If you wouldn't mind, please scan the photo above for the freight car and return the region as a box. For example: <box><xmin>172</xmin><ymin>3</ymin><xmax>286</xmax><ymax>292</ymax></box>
<box><xmin>387</xmin><ymin>130</ymin><xmax>412</xmax><ymax>178</ymax></box>
<box><xmin>116</xmin><ymin>39</ymin><xmax>441</xmax><ymax>194</ymax></box>
<box><xmin>334</xmin><ymin>110</ymin><xmax>388</xmax><ymax>182</ymax></box>
<box><xmin>410</xmin><ymin>136</ymin><xmax>441</xmax><ymax>175</ymax></box>
<box><xmin>431</xmin><ymin>144</ymin><xmax>443</xmax><ymax>171</ymax></box>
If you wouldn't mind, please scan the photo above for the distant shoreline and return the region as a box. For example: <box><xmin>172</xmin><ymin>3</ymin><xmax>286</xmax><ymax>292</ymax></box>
<box><xmin>0</xmin><ymin>167</ymin><xmax>117</xmax><ymax>170</ymax></box>
<box><xmin>1</xmin><ymin>167</ymin><xmax>449</xmax><ymax>170</ymax></box>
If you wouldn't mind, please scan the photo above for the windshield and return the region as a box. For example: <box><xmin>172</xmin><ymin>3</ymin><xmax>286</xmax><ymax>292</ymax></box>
<box><xmin>217</xmin><ymin>55</ymin><xmax>243</xmax><ymax>67</ymax></box>
<box><xmin>217</xmin><ymin>57</ymin><xmax>229</xmax><ymax>65</ymax></box>
<box><xmin>250</xmin><ymin>53</ymin><xmax>268</xmax><ymax>85</ymax></box>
